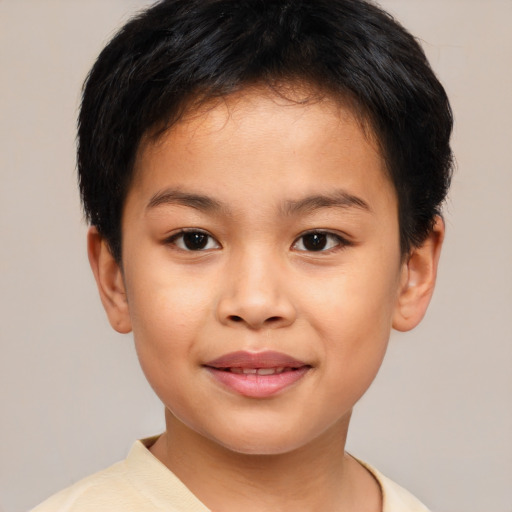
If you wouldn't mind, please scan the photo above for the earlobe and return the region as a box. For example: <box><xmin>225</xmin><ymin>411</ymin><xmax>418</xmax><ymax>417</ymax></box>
<box><xmin>87</xmin><ymin>227</ymin><xmax>132</xmax><ymax>334</ymax></box>
<box><xmin>392</xmin><ymin>216</ymin><xmax>445</xmax><ymax>332</ymax></box>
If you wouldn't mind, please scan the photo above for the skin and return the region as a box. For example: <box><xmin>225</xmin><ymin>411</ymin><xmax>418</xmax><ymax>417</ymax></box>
<box><xmin>88</xmin><ymin>87</ymin><xmax>444</xmax><ymax>511</ymax></box>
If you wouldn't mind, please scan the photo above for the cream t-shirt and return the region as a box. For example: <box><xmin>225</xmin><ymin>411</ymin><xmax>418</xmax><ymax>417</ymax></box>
<box><xmin>31</xmin><ymin>438</ymin><xmax>430</xmax><ymax>512</ymax></box>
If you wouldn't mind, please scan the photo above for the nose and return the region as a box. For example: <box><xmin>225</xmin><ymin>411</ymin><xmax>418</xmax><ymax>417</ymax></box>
<box><xmin>216</xmin><ymin>250</ymin><xmax>297</xmax><ymax>330</ymax></box>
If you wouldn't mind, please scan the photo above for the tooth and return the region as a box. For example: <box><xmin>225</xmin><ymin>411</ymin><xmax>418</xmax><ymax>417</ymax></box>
<box><xmin>257</xmin><ymin>368</ymin><xmax>276</xmax><ymax>376</ymax></box>
<box><xmin>275</xmin><ymin>367</ymin><xmax>284</xmax><ymax>374</ymax></box>
<box><xmin>242</xmin><ymin>368</ymin><xmax>257</xmax><ymax>374</ymax></box>
<box><xmin>230</xmin><ymin>368</ymin><xmax>243</xmax><ymax>374</ymax></box>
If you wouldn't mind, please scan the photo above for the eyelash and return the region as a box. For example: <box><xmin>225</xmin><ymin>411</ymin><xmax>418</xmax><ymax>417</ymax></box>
<box><xmin>292</xmin><ymin>230</ymin><xmax>352</xmax><ymax>253</ymax></box>
<box><xmin>165</xmin><ymin>229</ymin><xmax>221</xmax><ymax>251</ymax></box>
<box><xmin>164</xmin><ymin>229</ymin><xmax>352</xmax><ymax>253</ymax></box>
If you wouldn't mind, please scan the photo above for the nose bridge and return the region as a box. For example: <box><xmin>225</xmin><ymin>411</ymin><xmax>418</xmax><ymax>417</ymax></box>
<box><xmin>216</xmin><ymin>244</ymin><xmax>296</xmax><ymax>329</ymax></box>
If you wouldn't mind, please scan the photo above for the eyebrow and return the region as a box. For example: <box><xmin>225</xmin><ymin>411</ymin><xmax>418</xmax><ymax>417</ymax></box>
<box><xmin>146</xmin><ymin>187</ymin><xmax>371</xmax><ymax>216</ymax></box>
<box><xmin>146</xmin><ymin>189</ymin><xmax>227</xmax><ymax>213</ymax></box>
<box><xmin>281</xmin><ymin>190</ymin><xmax>371</xmax><ymax>216</ymax></box>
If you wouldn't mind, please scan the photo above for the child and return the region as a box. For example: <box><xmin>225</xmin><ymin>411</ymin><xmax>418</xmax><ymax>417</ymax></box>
<box><xmin>32</xmin><ymin>0</ymin><xmax>452</xmax><ymax>510</ymax></box>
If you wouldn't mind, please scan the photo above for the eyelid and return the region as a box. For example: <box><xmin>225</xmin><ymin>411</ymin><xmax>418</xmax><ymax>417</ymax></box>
<box><xmin>292</xmin><ymin>230</ymin><xmax>352</xmax><ymax>252</ymax></box>
<box><xmin>164</xmin><ymin>228</ymin><xmax>221</xmax><ymax>251</ymax></box>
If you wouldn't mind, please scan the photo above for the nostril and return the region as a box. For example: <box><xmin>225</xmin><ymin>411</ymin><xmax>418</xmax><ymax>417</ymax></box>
<box><xmin>227</xmin><ymin>315</ymin><xmax>282</xmax><ymax>325</ymax></box>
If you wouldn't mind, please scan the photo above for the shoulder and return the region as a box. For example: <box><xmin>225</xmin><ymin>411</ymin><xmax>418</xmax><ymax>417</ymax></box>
<box><xmin>29</xmin><ymin>460</ymin><xmax>140</xmax><ymax>512</ymax></box>
<box><xmin>358</xmin><ymin>459</ymin><xmax>431</xmax><ymax>512</ymax></box>
<box><xmin>30</xmin><ymin>438</ymin><xmax>209</xmax><ymax>512</ymax></box>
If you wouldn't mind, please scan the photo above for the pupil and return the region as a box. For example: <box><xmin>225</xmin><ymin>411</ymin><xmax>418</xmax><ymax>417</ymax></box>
<box><xmin>184</xmin><ymin>232</ymin><xmax>208</xmax><ymax>250</ymax></box>
<box><xmin>304</xmin><ymin>233</ymin><xmax>327</xmax><ymax>251</ymax></box>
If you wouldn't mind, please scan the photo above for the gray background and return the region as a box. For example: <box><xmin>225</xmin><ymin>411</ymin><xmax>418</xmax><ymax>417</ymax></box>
<box><xmin>1</xmin><ymin>1</ymin><xmax>511</xmax><ymax>511</ymax></box>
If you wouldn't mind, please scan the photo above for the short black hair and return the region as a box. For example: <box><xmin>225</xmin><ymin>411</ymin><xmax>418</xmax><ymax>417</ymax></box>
<box><xmin>78</xmin><ymin>0</ymin><xmax>453</xmax><ymax>262</ymax></box>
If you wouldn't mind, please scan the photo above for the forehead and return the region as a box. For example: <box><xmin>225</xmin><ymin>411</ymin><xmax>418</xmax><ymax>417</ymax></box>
<box><xmin>129</xmin><ymin>86</ymin><xmax>394</xmax><ymax>216</ymax></box>
<box><xmin>138</xmin><ymin>84</ymin><xmax>380</xmax><ymax>162</ymax></box>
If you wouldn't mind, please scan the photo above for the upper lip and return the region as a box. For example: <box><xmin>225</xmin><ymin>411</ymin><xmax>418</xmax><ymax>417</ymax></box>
<box><xmin>204</xmin><ymin>350</ymin><xmax>309</xmax><ymax>369</ymax></box>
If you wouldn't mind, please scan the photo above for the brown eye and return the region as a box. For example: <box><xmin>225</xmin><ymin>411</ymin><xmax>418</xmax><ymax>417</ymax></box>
<box><xmin>302</xmin><ymin>233</ymin><xmax>328</xmax><ymax>251</ymax></box>
<box><xmin>168</xmin><ymin>230</ymin><xmax>220</xmax><ymax>251</ymax></box>
<box><xmin>293</xmin><ymin>231</ymin><xmax>348</xmax><ymax>252</ymax></box>
<box><xmin>183</xmin><ymin>232</ymin><xmax>208</xmax><ymax>250</ymax></box>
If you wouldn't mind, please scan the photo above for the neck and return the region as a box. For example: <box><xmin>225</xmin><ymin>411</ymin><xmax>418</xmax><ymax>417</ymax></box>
<box><xmin>150</xmin><ymin>409</ymin><xmax>381</xmax><ymax>512</ymax></box>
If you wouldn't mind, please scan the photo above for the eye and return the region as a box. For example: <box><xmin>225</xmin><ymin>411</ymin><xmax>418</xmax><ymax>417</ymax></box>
<box><xmin>292</xmin><ymin>231</ymin><xmax>349</xmax><ymax>252</ymax></box>
<box><xmin>166</xmin><ymin>230</ymin><xmax>220</xmax><ymax>251</ymax></box>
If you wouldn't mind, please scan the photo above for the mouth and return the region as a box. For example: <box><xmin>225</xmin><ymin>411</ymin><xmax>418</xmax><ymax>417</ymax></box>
<box><xmin>223</xmin><ymin>367</ymin><xmax>298</xmax><ymax>375</ymax></box>
<box><xmin>203</xmin><ymin>351</ymin><xmax>312</xmax><ymax>398</ymax></box>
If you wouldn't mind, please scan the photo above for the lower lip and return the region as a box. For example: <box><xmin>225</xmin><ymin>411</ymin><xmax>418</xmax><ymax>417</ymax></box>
<box><xmin>205</xmin><ymin>367</ymin><xmax>310</xmax><ymax>398</ymax></box>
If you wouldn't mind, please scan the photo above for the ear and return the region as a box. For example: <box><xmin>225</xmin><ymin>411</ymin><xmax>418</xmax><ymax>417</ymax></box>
<box><xmin>392</xmin><ymin>216</ymin><xmax>445</xmax><ymax>332</ymax></box>
<box><xmin>87</xmin><ymin>227</ymin><xmax>132</xmax><ymax>334</ymax></box>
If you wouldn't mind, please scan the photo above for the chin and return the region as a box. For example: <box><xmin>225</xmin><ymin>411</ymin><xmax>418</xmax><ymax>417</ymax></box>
<box><xmin>221</xmin><ymin>440</ymin><xmax>304</xmax><ymax>457</ymax></box>
<box><xmin>209</xmin><ymin>425</ymin><xmax>316</xmax><ymax>457</ymax></box>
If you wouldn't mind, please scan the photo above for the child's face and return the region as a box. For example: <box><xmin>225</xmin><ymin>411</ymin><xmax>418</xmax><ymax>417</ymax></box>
<box><xmin>108</xmin><ymin>89</ymin><xmax>409</xmax><ymax>454</ymax></box>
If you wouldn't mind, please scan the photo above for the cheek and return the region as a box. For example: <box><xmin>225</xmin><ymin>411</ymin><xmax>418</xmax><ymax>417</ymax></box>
<box><xmin>125</xmin><ymin>265</ymin><xmax>215</xmax><ymax>365</ymax></box>
<box><xmin>309</xmin><ymin>290</ymin><xmax>392</xmax><ymax>420</ymax></box>
<box><xmin>126</xmin><ymin>278</ymin><xmax>203</xmax><ymax>413</ymax></box>
<box><xmin>302</xmin><ymin>253</ymin><xmax>400</xmax><ymax>378</ymax></box>
<box><xmin>305</xmin><ymin>259</ymin><xmax>399</xmax><ymax>334</ymax></box>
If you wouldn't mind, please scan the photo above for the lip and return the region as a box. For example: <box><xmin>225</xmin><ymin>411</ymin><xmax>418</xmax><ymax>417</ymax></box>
<box><xmin>204</xmin><ymin>350</ymin><xmax>311</xmax><ymax>398</ymax></box>
<box><xmin>204</xmin><ymin>350</ymin><xmax>307</xmax><ymax>369</ymax></box>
